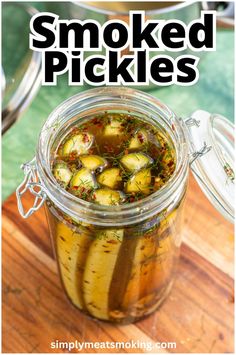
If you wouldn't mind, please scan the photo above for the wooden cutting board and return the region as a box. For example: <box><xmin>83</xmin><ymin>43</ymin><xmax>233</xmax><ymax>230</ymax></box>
<box><xmin>2</xmin><ymin>174</ymin><xmax>234</xmax><ymax>353</ymax></box>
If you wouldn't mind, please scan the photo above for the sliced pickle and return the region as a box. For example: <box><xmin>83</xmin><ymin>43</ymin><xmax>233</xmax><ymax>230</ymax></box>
<box><xmin>125</xmin><ymin>168</ymin><xmax>152</xmax><ymax>195</ymax></box>
<box><xmin>56</xmin><ymin>222</ymin><xmax>91</xmax><ymax>309</ymax></box>
<box><xmin>92</xmin><ymin>188</ymin><xmax>123</xmax><ymax>206</ymax></box>
<box><xmin>83</xmin><ymin>229</ymin><xmax>124</xmax><ymax>320</ymax></box>
<box><xmin>103</xmin><ymin>119</ymin><xmax>124</xmax><ymax>136</ymax></box>
<box><xmin>120</xmin><ymin>153</ymin><xmax>153</xmax><ymax>172</ymax></box>
<box><xmin>79</xmin><ymin>155</ymin><xmax>107</xmax><ymax>171</ymax></box>
<box><xmin>159</xmin><ymin>209</ymin><xmax>177</xmax><ymax>235</ymax></box>
<box><xmin>62</xmin><ymin>133</ymin><xmax>93</xmax><ymax>156</ymax></box>
<box><xmin>70</xmin><ymin>168</ymin><xmax>97</xmax><ymax>191</ymax></box>
<box><xmin>53</xmin><ymin>162</ymin><xmax>72</xmax><ymax>186</ymax></box>
<box><xmin>122</xmin><ymin>231</ymin><xmax>173</xmax><ymax>312</ymax></box>
<box><xmin>97</xmin><ymin>168</ymin><xmax>122</xmax><ymax>189</ymax></box>
<box><xmin>128</xmin><ymin>129</ymin><xmax>148</xmax><ymax>150</ymax></box>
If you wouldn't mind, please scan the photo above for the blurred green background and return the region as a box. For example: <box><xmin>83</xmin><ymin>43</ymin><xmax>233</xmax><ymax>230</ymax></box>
<box><xmin>2</xmin><ymin>1</ymin><xmax>234</xmax><ymax>201</ymax></box>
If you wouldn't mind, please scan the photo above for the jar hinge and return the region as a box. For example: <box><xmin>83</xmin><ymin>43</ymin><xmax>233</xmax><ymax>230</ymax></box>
<box><xmin>189</xmin><ymin>142</ymin><xmax>212</xmax><ymax>165</ymax></box>
<box><xmin>184</xmin><ymin>117</ymin><xmax>201</xmax><ymax>128</ymax></box>
<box><xmin>16</xmin><ymin>157</ymin><xmax>47</xmax><ymax>218</ymax></box>
<box><xmin>183</xmin><ymin>116</ymin><xmax>212</xmax><ymax>165</ymax></box>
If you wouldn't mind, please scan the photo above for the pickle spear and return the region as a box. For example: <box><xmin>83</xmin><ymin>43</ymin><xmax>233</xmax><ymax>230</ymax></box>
<box><xmin>120</xmin><ymin>153</ymin><xmax>153</xmax><ymax>172</ymax></box>
<box><xmin>97</xmin><ymin>168</ymin><xmax>122</xmax><ymax>189</ymax></box>
<box><xmin>56</xmin><ymin>222</ymin><xmax>91</xmax><ymax>309</ymax></box>
<box><xmin>62</xmin><ymin>132</ymin><xmax>94</xmax><ymax>156</ymax></box>
<box><xmin>83</xmin><ymin>229</ymin><xmax>124</xmax><ymax>320</ymax></box>
<box><xmin>122</xmin><ymin>231</ymin><xmax>173</xmax><ymax>312</ymax></box>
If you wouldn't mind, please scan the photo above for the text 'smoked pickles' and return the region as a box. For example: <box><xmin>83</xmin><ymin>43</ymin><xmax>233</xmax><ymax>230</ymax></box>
<box><xmin>30</xmin><ymin>11</ymin><xmax>216</xmax><ymax>86</ymax></box>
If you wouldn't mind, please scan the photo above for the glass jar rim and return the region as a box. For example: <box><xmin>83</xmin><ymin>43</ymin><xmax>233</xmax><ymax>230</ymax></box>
<box><xmin>73</xmin><ymin>0</ymin><xmax>195</xmax><ymax>16</ymax></box>
<box><xmin>36</xmin><ymin>87</ymin><xmax>189</xmax><ymax>226</ymax></box>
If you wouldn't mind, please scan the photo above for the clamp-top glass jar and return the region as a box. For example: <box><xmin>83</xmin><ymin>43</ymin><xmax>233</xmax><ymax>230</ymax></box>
<box><xmin>16</xmin><ymin>87</ymin><xmax>234</xmax><ymax>324</ymax></box>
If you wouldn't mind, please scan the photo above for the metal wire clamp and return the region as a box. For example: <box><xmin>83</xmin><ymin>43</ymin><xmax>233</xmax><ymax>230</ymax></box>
<box><xmin>16</xmin><ymin>158</ymin><xmax>46</xmax><ymax>218</ymax></box>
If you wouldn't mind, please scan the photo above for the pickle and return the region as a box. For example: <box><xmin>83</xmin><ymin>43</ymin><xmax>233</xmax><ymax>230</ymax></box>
<box><xmin>79</xmin><ymin>155</ymin><xmax>107</xmax><ymax>171</ymax></box>
<box><xmin>53</xmin><ymin>162</ymin><xmax>72</xmax><ymax>186</ymax></box>
<box><xmin>125</xmin><ymin>168</ymin><xmax>152</xmax><ymax>195</ymax></box>
<box><xmin>128</xmin><ymin>129</ymin><xmax>148</xmax><ymax>150</ymax></box>
<box><xmin>92</xmin><ymin>188</ymin><xmax>123</xmax><ymax>206</ymax></box>
<box><xmin>56</xmin><ymin>222</ymin><xmax>91</xmax><ymax>309</ymax></box>
<box><xmin>62</xmin><ymin>133</ymin><xmax>93</xmax><ymax>156</ymax></box>
<box><xmin>122</xmin><ymin>231</ymin><xmax>173</xmax><ymax>313</ymax></box>
<box><xmin>120</xmin><ymin>153</ymin><xmax>153</xmax><ymax>172</ymax></box>
<box><xmin>70</xmin><ymin>168</ymin><xmax>97</xmax><ymax>191</ymax></box>
<box><xmin>159</xmin><ymin>209</ymin><xmax>177</xmax><ymax>235</ymax></box>
<box><xmin>83</xmin><ymin>229</ymin><xmax>124</xmax><ymax>320</ymax></box>
<box><xmin>97</xmin><ymin>168</ymin><xmax>122</xmax><ymax>189</ymax></box>
<box><xmin>103</xmin><ymin>119</ymin><xmax>124</xmax><ymax>136</ymax></box>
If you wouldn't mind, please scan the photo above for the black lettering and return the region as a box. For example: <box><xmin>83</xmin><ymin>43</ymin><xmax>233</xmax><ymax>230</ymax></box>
<box><xmin>150</xmin><ymin>57</ymin><xmax>173</xmax><ymax>83</ymax></box>
<box><xmin>137</xmin><ymin>51</ymin><xmax>147</xmax><ymax>83</ymax></box>
<box><xmin>132</xmin><ymin>13</ymin><xmax>159</xmax><ymax>49</ymax></box>
<box><xmin>71</xmin><ymin>52</ymin><xmax>81</xmax><ymax>83</ymax></box>
<box><xmin>103</xmin><ymin>23</ymin><xmax>128</xmax><ymax>49</ymax></box>
<box><xmin>161</xmin><ymin>22</ymin><xmax>185</xmax><ymax>49</ymax></box>
<box><xmin>189</xmin><ymin>13</ymin><xmax>214</xmax><ymax>49</ymax></box>
<box><xmin>44</xmin><ymin>51</ymin><xmax>68</xmax><ymax>83</ymax></box>
<box><xmin>109</xmin><ymin>52</ymin><xmax>134</xmax><ymax>83</ymax></box>
<box><xmin>177</xmin><ymin>57</ymin><xmax>197</xmax><ymax>83</ymax></box>
<box><xmin>85</xmin><ymin>57</ymin><xmax>105</xmax><ymax>83</ymax></box>
<box><xmin>31</xmin><ymin>14</ymin><xmax>56</xmax><ymax>48</ymax></box>
<box><xmin>59</xmin><ymin>22</ymin><xmax>99</xmax><ymax>48</ymax></box>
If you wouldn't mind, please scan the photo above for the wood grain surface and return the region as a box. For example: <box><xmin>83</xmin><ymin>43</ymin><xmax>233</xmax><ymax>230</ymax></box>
<box><xmin>2</xmin><ymin>174</ymin><xmax>234</xmax><ymax>353</ymax></box>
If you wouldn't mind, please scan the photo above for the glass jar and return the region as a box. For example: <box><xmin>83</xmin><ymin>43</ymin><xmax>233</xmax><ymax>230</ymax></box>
<box><xmin>16</xmin><ymin>87</ymin><xmax>234</xmax><ymax>324</ymax></box>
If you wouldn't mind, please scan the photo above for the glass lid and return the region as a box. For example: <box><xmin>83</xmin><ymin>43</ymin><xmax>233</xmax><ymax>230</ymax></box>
<box><xmin>2</xmin><ymin>2</ymin><xmax>41</xmax><ymax>134</ymax></box>
<box><xmin>184</xmin><ymin>110</ymin><xmax>234</xmax><ymax>223</ymax></box>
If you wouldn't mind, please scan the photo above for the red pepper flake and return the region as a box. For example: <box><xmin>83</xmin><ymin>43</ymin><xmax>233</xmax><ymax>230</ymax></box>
<box><xmin>171</xmin><ymin>123</ymin><xmax>175</xmax><ymax>131</ymax></box>
<box><xmin>83</xmin><ymin>133</ymin><xmax>90</xmax><ymax>143</ymax></box>
<box><xmin>91</xmin><ymin>194</ymin><xmax>96</xmax><ymax>201</ymax></box>
<box><xmin>91</xmin><ymin>117</ymin><xmax>100</xmax><ymax>125</ymax></box>
<box><xmin>107</xmin><ymin>239</ymin><xmax>118</xmax><ymax>244</ymax></box>
<box><xmin>72</xmin><ymin>127</ymin><xmax>79</xmax><ymax>133</ymax></box>
<box><xmin>96</xmin><ymin>123</ymin><xmax>103</xmax><ymax>128</ymax></box>
<box><xmin>69</xmin><ymin>153</ymin><xmax>77</xmax><ymax>161</ymax></box>
<box><xmin>124</xmin><ymin>149</ymin><xmax>129</xmax><ymax>155</ymax></box>
<box><xmin>128</xmin><ymin>195</ymin><xmax>135</xmax><ymax>203</ymax></box>
<box><xmin>137</xmin><ymin>133</ymin><xmax>145</xmax><ymax>143</ymax></box>
<box><xmin>104</xmin><ymin>144</ymin><xmax>114</xmax><ymax>153</ymax></box>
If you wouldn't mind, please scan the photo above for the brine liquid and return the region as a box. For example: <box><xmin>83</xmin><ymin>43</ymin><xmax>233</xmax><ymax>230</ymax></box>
<box><xmin>52</xmin><ymin>113</ymin><xmax>176</xmax><ymax>202</ymax></box>
<box><xmin>47</xmin><ymin>113</ymin><xmax>183</xmax><ymax>323</ymax></box>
